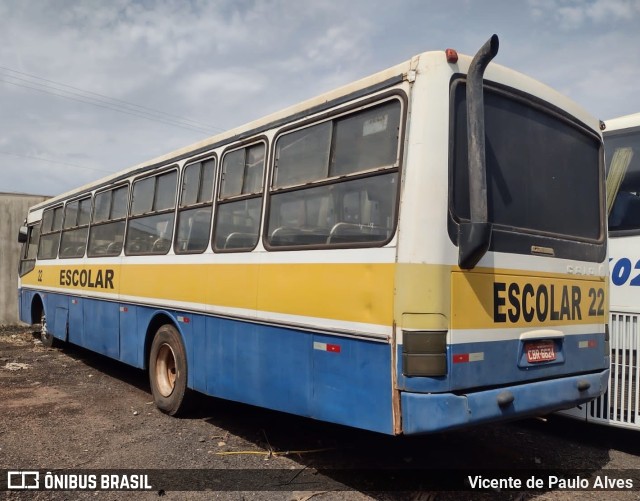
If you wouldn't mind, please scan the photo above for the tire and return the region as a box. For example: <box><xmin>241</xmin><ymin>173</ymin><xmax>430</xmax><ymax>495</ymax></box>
<box><xmin>149</xmin><ymin>324</ymin><xmax>189</xmax><ymax>416</ymax></box>
<box><xmin>39</xmin><ymin>310</ymin><xmax>58</xmax><ymax>348</ymax></box>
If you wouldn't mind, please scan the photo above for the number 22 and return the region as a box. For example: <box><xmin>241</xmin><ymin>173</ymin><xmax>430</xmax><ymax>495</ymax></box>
<box><xmin>588</xmin><ymin>288</ymin><xmax>604</xmax><ymax>316</ymax></box>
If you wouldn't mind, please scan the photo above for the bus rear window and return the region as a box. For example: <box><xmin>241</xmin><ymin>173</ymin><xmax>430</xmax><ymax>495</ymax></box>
<box><xmin>451</xmin><ymin>82</ymin><xmax>602</xmax><ymax>243</ymax></box>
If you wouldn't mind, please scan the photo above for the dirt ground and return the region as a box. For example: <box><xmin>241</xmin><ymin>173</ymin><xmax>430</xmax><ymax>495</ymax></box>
<box><xmin>1</xmin><ymin>324</ymin><xmax>640</xmax><ymax>501</ymax></box>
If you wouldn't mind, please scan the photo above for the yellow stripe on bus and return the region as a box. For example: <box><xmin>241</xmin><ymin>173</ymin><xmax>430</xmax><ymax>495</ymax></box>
<box><xmin>21</xmin><ymin>263</ymin><xmax>606</xmax><ymax>329</ymax></box>
<box><xmin>257</xmin><ymin>263</ymin><xmax>395</xmax><ymax>326</ymax></box>
<box><xmin>22</xmin><ymin>263</ymin><xmax>396</xmax><ymax>327</ymax></box>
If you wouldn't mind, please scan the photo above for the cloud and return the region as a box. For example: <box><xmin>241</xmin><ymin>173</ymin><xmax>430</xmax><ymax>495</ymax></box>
<box><xmin>179</xmin><ymin>68</ymin><xmax>268</xmax><ymax>108</ymax></box>
<box><xmin>0</xmin><ymin>0</ymin><xmax>638</xmax><ymax>196</ymax></box>
<box><xmin>0</xmin><ymin>0</ymin><xmax>379</xmax><ymax>195</ymax></box>
<box><xmin>527</xmin><ymin>0</ymin><xmax>640</xmax><ymax>29</ymax></box>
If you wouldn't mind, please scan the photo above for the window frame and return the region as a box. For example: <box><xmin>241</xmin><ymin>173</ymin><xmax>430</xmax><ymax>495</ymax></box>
<box><xmin>212</xmin><ymin>138</ymin><xmax>268</xmax><ymax>253</ymax></box>
<box><xmin>174</xmin><ymin>154</ymin><xmax>217</xmax><ymax>255</ymax></box>
<box><xmin>87</xmin><ymin>182</ymin><xmax>130</xmax><ymax>258</ymax></box>
<box><xmin>59</xmin><ymin>194</ymin><xmax>92</xmax><ymax>259</ymax></box>
<box><xmin>125</xmin><ymin>166</ymin><xmax>179</xmax><ymax>256</ymax></box>
<box><xmin>263</xmin><ymin>92</ymin><xmax>406</xmax><ymax>251</ymax></box>
<box><xmin>37</xmin><ymin>204</ymin><xmax>64</xmax><ymax>260</ymax></box>
<box><xmin>19</xmin><ymin>222</ymin><xmax>41</xmax><ymax>276</ymax></box>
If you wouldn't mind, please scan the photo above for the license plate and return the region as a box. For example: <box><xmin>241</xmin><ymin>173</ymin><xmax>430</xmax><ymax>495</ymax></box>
<box><xmin>525</xmin><ymin>340</ymin><xmax>556</xmax><ymax>363</ymax></box>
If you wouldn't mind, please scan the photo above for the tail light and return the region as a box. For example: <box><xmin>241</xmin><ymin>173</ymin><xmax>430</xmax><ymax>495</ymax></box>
<box><xmin>402</xmin><ymin>330</ymin><xmax>447</xmax><ymax>376</ymax></box>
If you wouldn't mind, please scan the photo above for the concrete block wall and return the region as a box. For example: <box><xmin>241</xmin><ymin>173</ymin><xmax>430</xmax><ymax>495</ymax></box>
<box><xmin>0</xmin><ymin>193</ymin><xmax>49</xmax><ymax>325</ymax></box>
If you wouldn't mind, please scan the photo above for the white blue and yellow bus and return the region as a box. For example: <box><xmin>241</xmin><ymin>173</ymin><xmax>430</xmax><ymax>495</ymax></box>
<box><xmin>562</xmin><ymin>112</ymin><xmax>640</xmax><ymax>430</ymax></box>
<box><xmin>18</xmin><ymin>36</ymin><xmax>609</xmax><ymax>435</ymax></box>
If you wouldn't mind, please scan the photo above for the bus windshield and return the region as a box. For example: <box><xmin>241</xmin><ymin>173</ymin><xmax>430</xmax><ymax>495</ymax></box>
<box><xmin>451</xmin><ymin>81</ymin><xmax>603</xmax><ymax>251</ymax></box>
<box><xmin>605</xmin><ymin>129</ymin><xmax>640</xmax><ymax>232</ymax></box>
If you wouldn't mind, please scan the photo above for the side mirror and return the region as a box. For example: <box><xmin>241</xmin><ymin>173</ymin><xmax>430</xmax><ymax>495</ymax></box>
<box><xmin>18</xmin><ymin>226</ymin><xmax>28</xmax><ymax>244</ymax></box>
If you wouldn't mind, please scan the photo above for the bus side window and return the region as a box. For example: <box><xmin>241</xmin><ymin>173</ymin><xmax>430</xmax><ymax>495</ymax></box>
<box><xmin>609</xmin><ymin>191</ymin><xmax>635</xmax><ymax>230</ymax></box>
<box><xmin>608</xmin><ymin>150</ymin><xmax>640</xmax><ymax>232</ymax></box>
<box><xmin>59</xmin><ymin>196</ymin><xmax>91</xmax><ymax>259</ymax></box>
<box><xmin>19</xmin><ymin>224</ymin><xmax>40</xmax><ymax>275</ymax></box>
<box><xmin>37</xmin><ymin>206</ymin><xmax>63</xmax><ymax>260</ymax></box>
<box><xmin>213</xmin><ymin>143</ymin><xmax>265</xmax><ymax>252</ymax></box>
<box><xmin>267</xmin><ymin>100</ymin><xmax>401</xmax><ymax>249</ymax></box>
<box><xmin>125</xmin><ymin>170</ymin><xmax>178</xmax><ymax>256</ymax></box>
<box><xmin>175</xmin><ymin>158</ymin><xmax>215</xmax><ymax>254</ymax></box>
<box><xmin>88</xmin><ymin>185</ymin><xmax>129</xmax><ymax>257</ymax></box>
<box><xmin>26</xmin><ymin>225</ymin><xmax>40</xmax><ymax>260</ymax></box>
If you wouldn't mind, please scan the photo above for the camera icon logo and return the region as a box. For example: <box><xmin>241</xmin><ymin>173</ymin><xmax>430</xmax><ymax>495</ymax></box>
<box><xmin>7</xmin><ymin>471</ymin><xmax>40</xmax><ymax>489</ymax></box>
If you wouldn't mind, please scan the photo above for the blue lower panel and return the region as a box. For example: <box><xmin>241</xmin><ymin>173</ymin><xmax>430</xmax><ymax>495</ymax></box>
<box><xmin>45</xmin><ymin>294</ymin><xmax>69</xmax><ymax>340</ymax></box>
<box><xmin>23</xmin><ymin>290</ymin><xmax>394</xmax><ymax>433</ymax></box>
<box><xmin>401</xmin><ymin>368</ymin><xmax>609</xmax><ymax>434</ymax></box>
<box><xmin>189</xmin><ymin>317</ymin><xmax>395</xmax><ymax>434</ymax></box>
<box><xmin>399</xmin><ymin>333</ymin><xmax>609</xmax><ymax>393</ymax></box>
<box><xmin>82</xmin><ymin>298</ymin><xmax>119</xmax><ymax>359</ymax></box>
<box><xmin>195</xmin><ymin>318</ymin><xmax>313</xmax><ymax>417</ymax></box>
<box><xmin>312</xmin><ymin>334</ymin><xmax>393</xmax><ymax>433</ymax></box>
<box><xmin>449</xmin><ymin>335</ymin><xmax>608</xmax><ymax>391</ymax></box>
<box><xmin>69</xmin><ymin>297</ymin><xmax>83</xmax><ymax>343</ymax></box>
<box><xmin>119</xmin><ymin>304</ymin><xmax>139</xmax><ymax>367</ymax></box>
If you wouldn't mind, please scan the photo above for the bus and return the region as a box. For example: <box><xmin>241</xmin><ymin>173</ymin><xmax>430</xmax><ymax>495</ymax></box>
<box><xmin>17</xmin><ymin>35</ymin><xmax>610</xmax><ymax>435</ymax></box>
<box><xmin>561</xmin><ymin>112</ymin><xmax>640</xmax><ymax>430</ymax></box>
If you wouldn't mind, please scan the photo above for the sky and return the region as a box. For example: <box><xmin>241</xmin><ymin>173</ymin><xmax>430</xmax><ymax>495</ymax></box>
<box><xmin>0</xmin><ymin>0</ymin><xmax>639</xmax><ymax>197</ymax></box>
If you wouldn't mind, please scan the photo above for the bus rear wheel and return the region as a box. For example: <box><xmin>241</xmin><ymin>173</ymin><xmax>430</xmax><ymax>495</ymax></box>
<box><xmin>149</xmin><ymin>324</ymin><xmax>188</xmax><ymax>416</ymax></box>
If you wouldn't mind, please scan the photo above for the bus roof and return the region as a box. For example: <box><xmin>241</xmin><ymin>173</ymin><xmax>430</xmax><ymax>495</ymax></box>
<box><xmin>605</xmin><ymin>112</ymin><xmax>640</xmax><ymax>134</ymax></box>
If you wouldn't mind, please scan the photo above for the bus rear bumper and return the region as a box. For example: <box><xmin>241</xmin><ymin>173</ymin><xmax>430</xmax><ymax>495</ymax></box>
<box><xmin>400</xmin><ymin>369</ymin><xmax>609</xmax><ymax>435</ymax></box>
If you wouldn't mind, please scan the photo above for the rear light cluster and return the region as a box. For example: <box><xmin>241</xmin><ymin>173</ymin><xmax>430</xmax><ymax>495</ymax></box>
<box><xmin>402</xmin><ymin>330</ymin><xmax>447</xmax><ymax>376</ymax></box>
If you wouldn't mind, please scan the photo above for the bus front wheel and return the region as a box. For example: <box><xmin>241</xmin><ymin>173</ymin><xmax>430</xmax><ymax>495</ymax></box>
<box><xmin>149</xmin><ymin>324</ymin><xmax>188</xmax><ymax>416</ymax></box>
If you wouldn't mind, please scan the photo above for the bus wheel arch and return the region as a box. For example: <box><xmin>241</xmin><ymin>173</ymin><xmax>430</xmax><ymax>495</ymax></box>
<box><xmin>31</xmin><ymin>294</ymin><xmax>57</xmax><ymax>348</ymax></box>
<box><xmin>147</xmin><ymin>317</ymin><xmax>189</xmax><ymax>416</ymax></box>
<box><xmin>30</xmin><ymin>294</ymin><xmax>44</xmax><ymax>326</ymax></box>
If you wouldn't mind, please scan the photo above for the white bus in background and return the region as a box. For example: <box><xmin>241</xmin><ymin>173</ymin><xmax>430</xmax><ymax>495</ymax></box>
<box><xmin>562</xmin><ymin>112</ymin><xmax>640</xmax><ymax>430</ymax></box>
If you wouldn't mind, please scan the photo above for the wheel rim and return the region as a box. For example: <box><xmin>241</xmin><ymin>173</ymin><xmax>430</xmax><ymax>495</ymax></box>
<box><xmin>155</xmin><ymin>343</ymin><xmax>177</xmax><ymax>397</ymax></box>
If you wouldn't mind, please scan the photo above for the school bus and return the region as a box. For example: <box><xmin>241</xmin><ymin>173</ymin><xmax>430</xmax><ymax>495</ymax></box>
<box><xmin>18</xmin><ymin>35</ymin><xmax>609</xmax><ymax>434</ymax></box>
